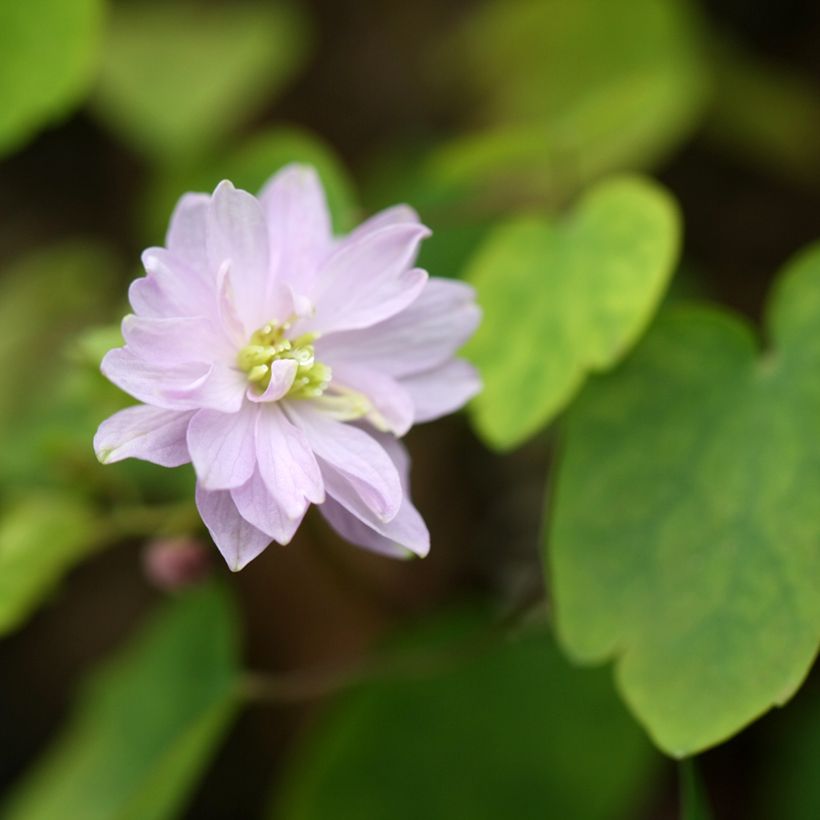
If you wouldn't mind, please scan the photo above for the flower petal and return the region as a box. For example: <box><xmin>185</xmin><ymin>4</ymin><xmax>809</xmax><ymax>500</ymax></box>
<box><xmin>303</xmin><ymin>223</ymin><xmax>430</xmax><ymax>334</ymax></box>
<box><xmin>187</xmin><ymin>404</ymin><xmax>257</xmax><ymax>490</ymax></box>
<box><xmin>401</xmin><ymin>359</ymin><xmax>482</xmax><ymax>423</ymax></box>
<box><xmin>259</xmin><ymin>163</ymin><xmax>334</xmax><ymax>298</ymax></box>
<box><xmin>343</xmin><ymin>204</ymin><xmax>420</xmax><ymax>242</ymax></box>
<box><xmin>285</xmin><ymin>402</ymin><xmax>401</xmax><ymax>521</ymax></box>
<box><xmin>196</xmin><ymin>483</ymin><xmax>271</xmax><ymax>571</ymax></box>
<box><xmin>231</xmin><ymin>469</ymin><xmax>305</xmax><ymax>544</ymax></box>
<box><xmin>132</xmin><ymin>248</ymin><xmax>217</xmax><ymax>320</ymax></box>
<box><xmin>207</xmin><ymin>180</ymin><xmax>271</xmax><ymax>331</ymax></box>
<box><xmin>246</xmin><ymin>359</ymin><xmax>298</xmax><ymax>403</ymax></box>
<box><xmin>317</xmin><ymin>278</ymin><xmax>481</xmax><ymax>377</ymax></box>
<box><xmin>122</xmin><ymin>315</ymin><xmax>233</xmax><ymax>365</ymax></box>
<box><xmin>319</xmin><ymin>435</ymin><xmax>428</xmax><ymax>557</ymax></box>
<box><xmin>329</xmin><ymin>363</ymin><xmax>415</xmax><ymax>436</ymax></box>
<box><xmin>94</xmin><ymin>405</ymin><xmax>194</xmax><ymax>467</ymax></box>
<box><xmin>256</xmin><ymin>403</ymin><xmax>324</xmax><ymax>518</ymax></box>
<box><xmin>166</xmin><ymin>192</ymin><xmax>211</xmax><ymax>272</ymax></box>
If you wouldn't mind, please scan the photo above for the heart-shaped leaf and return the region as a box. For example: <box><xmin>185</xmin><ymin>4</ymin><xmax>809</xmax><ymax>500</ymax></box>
<box><xmin>0</xmin><ymin>0</ymin><xmax>103</xmax><ymax>157</ymax></box>
<box><xmin>548</xmin><ymin>242</ymin><xmax>820</xmax><ymax>755</ymax></box>
<box><xmin>464</xmin><ymin>175</ymin><xmax>680</xmax><ymax>450</ymax></box>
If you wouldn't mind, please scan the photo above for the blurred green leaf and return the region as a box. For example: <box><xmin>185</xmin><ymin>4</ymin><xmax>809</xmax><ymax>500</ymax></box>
<box><xmin>705</xmin><ymin>42</ymin><xmax>820</xmax><ymax>189</ymax></box>
<box><xmin>464</xmin><ymin>175</ymin><xmax>680</xmax><ymax>450</ymax></box>
<box><xmin>680</xmin><ymin>760</ymin><xmax>714</xmax><ymax>820</ymax></box>
<box><xmin>0</xmin><ymin>0</ymin><xmax>103</xmax><ymax>157</ymax></box>
<box><xmin>275</xmin><ymin>611</ymin><xmax>658</xmax><ymax>820</ymax></box>
<box><xmin>0</xmin><ymin>493</ymin><xmax>98</xmax><ymax>636</ymax></box>
<box><xmin>93</xmin><ymin>1</ymin><xmax>312</xmax><ymax>162</ymax></box>
<box><xmin>144</xmin><ymin>127</ymin><xmax>358</xmax><ymax>243</ymax></box>
<box><xmin>1</xmin><ymin>583</ymin><xmax>241</xmax><ymax>820</ymax></box>
<box><xmin>0</xmin><ymin>243</ymin><xmax>120</xmax><ymax>435</ymax></box>
<box><xmin>548</xmin><ymin>242</ymin><xmax>820</xmax><ymax>755</ymax></box>
<box><xmin>422</xmin><ymin>0</ymin><xmax>708</xmax><ymax>212</ymax></box>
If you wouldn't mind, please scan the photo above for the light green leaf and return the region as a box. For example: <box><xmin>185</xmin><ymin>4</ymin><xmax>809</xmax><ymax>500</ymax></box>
<box><xmin>275</xmin><ymin>612</ymin><xmax>658</xmax><ymax>820</ymax></box>
<box><xmin>144</xmin><ymin>127</ymin><xmax>358</xmax><ymax>243</ymax></box>
<box><xmin>424</xmin><ymin>0</ymin><xmax>708</xmax><ymax>208</ymax></box>
<box><xmin>0</xmin><ymin>0</ymin><xmax>103</xmax><ymax>156</ymax></box>
<box><xmin>1</xmin><ymin>583</ymin><xmax>241</xmax><ymax>820</ymax></box>
<box><xmin>93</xmin><ymin>1</ymin><xmax>312</xmax><ymax>162</ymax></box>
<box><xmin>548</xmin><ymin>242</ymin><xmax>820</xmax><ymax>755</ymax></box>
<box><xmin>0</xmin><ymin>494</ymin><xmax>98</xmax><ymax>636</ymax></box>
<box><xmin>465</xmin><ymin>175</ymin><xmax>680</xmax><ymax>450</ymax></box>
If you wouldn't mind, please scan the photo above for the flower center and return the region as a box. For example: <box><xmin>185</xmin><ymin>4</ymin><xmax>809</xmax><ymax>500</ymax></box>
<box><xmin>237</xmin><ymin>320</ymin><xmax>331</xmax><ymax>399</ymax></box>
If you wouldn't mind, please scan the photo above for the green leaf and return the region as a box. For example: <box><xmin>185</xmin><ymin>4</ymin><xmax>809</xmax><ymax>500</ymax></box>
<box><xmin>144</xmin><ymin>127</ymin><xmax>358</xmax><ymax>243</ymax></box>
<box><xmin>0</xmin><ymin>0</ymin><xmax>103</xmax><ymax>157</ymax></box>
<box><xmin>93</xmin><ymin>1</ymin><xmax>312</xmax><ymax>162</ymax></box>
<box><xmin>464</xmin><ymin>175</ymin><xmax>680</xmax><ymax>450</ymax></box>
<box><xmin>424</xmin><ymin>0</ymin><xmax>708</xmax><ymax>208</ymax></box>
<box><xmin>680</xmin><ymin>760</ymin><xmax>714</xmax><ymax>820</ymax></box>
<box><xmin>275</xmin><ymin>612</ymin><xmax>658</xmax><ymax>820</ymax></box>
<box><xmin>0</xmin><ymin>242</ymin><xmax>120</xmax><ymax>435</ymax></box>
<box><xmin>548</xmin><ymin>242</ymin><xmax>820</xmax><ymax>755</ymax></box>
<box><xmin>0</xmin><ymin>494</ymin><xmax>98</xmax><ymax>636</ymax></box>
<box><xmin>1</xmin><ymin>583</ymin><xmax>241</xmax><ymax>820</ymax></box>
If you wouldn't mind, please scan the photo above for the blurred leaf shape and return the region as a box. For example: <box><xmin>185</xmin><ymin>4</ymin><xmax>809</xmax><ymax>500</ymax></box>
<box><xmin>464</xmin><ymin>175</ymin><xmax>680</xmax><ymax>450</ymax></box>
<box><xmin>424</xmin><ymin>0</ymin><xmax>708</xmax><ymax>210</ymax></box>
<box><xmin>0</xmin><ymin>493</ymin><xmax>98</xmax><ymax>636</ymax></box>
<box><xmin>92</xmin><ymin>1</ymin><xmax>312</xmax><ymax>162</ymax></box>
<box><xmin>0</xmin><ymin>0</ymin><xmax>103</xmax><ymax>157</ymax></box>
<box><xmin>144</xmin><ymin>127</ymin><xmax>358</xmax><ymax>243</ymax></box>
<box><xmin>274</xmin><ymin>611</ymin><xmax>658</xmax><ymax>820</ymax></box>
<box><xmin>704</xmin><ymin>41</ymin><xmax>820</xmax><ymax>190</ymax></box>
<box><xmin>1</xmin><ymin>583</ymin><xmax>241</xmax><ymax>820</ymax></box>
<box><xmin>0</xmin><ymin>242</ymin><xmax>120</xmax><ymax>436</ymax></box>
<box><xmin>680</xmin><ymin>760</ymin><xmax>714</xmax><ymax>820</ymax></box>
<box><xmin>548</xmin><ymin>242</ymin><xmax>820</xmax><ymax>755</ymax></box>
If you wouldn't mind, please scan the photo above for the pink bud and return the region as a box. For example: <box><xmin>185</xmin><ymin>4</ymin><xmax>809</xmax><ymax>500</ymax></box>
<box><xmin>142</xmin><ymin>537</ymin><xmax>211</xmax><ymax>591</ymax></box>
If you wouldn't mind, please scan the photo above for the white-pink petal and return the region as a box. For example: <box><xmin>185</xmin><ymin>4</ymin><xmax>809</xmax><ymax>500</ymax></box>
<box><xmin>303</xmin><ymin>223</ymin><xmax>430</xmax><ymax>334</ymax></box>
<box><xmin>165</xmin><ymin>192</ymin><xmax>211</xmax><ymax>273</ymax></box>
<box><xmin>187</xmin><ymin>405</ymin><xmax>257</xmax><ymax>490</ymax></box>
<box><xmin>206</xmin><ymin>180</ymin><xmax>271</xmax><ymax>332</ymax></box>
<box><xmin>259</xmin><ymin>163</ymin><xmax>334</xmax><ymax>298</ymax></box>
<box><xmin>246</xmin><ymin>359</ymin><xmax>298</xmax><ymax>403</ymax></box>
<box><xmin>255</xmin><ymin>404</ymin><xmax>324</xmax><ymax>518</ymax></box>
<box><xmin>402</xmin><ymin>359</ymin><xmax>482</xmax><ymax>423</ymax></box>
<box><xmin>318</xmin><ymin>278</ymin><xmax>481</xmax><ymax>378</ymax></box>
<box><xmin>196</xmin><ymin>484</ymin><xmax>272</xmax><ymax>571</ymax></box>
<box><xmin>285</xmin><ymin>402</ymin><xmax>401</xmax><ymax>522</ymax></box>
<box><xmin>122</xmin><ymin>314</ymin><xmax>233</xmax><ymax>365</ymax></box>
<box><xmin>94</xmin><ymin>405</ymin><xmax>194</xmax><ymax>467</ymax></box>
<box><xmin>231</xmin><ymin>469</ymin><xmax>305</xmax><ymax>544</ymax></box>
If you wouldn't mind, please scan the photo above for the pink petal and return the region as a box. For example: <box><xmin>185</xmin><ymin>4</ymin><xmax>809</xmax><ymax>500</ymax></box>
<box><xmin>94</xmin><ymin>405</ymin><xmax>194</xmax><ymax>467</ymax></box>
<box><xmin>401</xmin><ymin>359</ymin><xmax>482</xmax><ymax>423</ymax></box>
<box><xmin>132</xmin><ymin>248</ymin><xmax>216</xmax><ymax>320</ymax></box>
<box><xmin>318</xmin><ymin>435</ymin><xmax>428</xmax><ymax>558</ymax></box>
<box><xmin>344</xmin><ymin>204</ymin><xmax>420</xmax><ymax>242</ymax></box>
<box><xmin>230</xmin><ymin>469</ymin><xmax>305</xmax><ymax>544</ymax></box>
<box><xmin>259</xmin><ymin>164</ymin><xmax>334</xmax><ymax>298</ymax></box>
<box><xmin>177</xmin><ymin>363</ymin><xmax>247</xmax><ymax>413</ymax></box>
<box><xmin>101</xmin><ymin>348</ymin><xmax>212</xmax><ymax>410</ymax></box>
<box><xmin>302</xmin><ymin>223</ymin><xmax>430</xmax><ymax>334</ymax></box>
<box><xmin>318</xmin><ymin>278</ymin><xmax>481</xmax><ymax>378</ymax></box>
<box><xmin>196</xmin><ymin>483</ymin><xmax>272</xmax><ymax>571</ymax></box>
<box><xmin>206</xmin><ymin>180</ymin><xmax>271</xmax><ymax>332</ymax></box>
<box><xmin>329</xmin><ymin>363</ymin><xmax>415</xmax><ymax>436</ymax></box>
<box><xmin>255</xmin><ymin>404</ymin><xmax>324</xmax><ymax>518</ymax></box>
<box><xmin>246</xmin><ymin>359</ymin><xmax>298</xmax><ymax>403</ymax></box>
<box><xmin>166</xmin><ymin>192</ymin><xmax>211</xmax><ymax>273</ymax></box>
<box><xmin>187</xmin><ymin>404</ymin><xmax>257</xmax><ymax>490</ymax></box>
<box><xmin>285</xmin><ymin>402</ymin><xmax>401</xmax><ymax>522</ymax></box>
<box><xmin>122</xmin><ymin>315</ymin><xmax>233</xmax><ymax>365</ymax></box>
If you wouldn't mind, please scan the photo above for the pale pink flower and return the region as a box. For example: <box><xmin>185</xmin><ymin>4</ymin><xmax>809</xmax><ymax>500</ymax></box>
<box><xmin>94</xmin><ymin>165</ymin><xmax>481</xmax><ymax>570</ymax></box>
